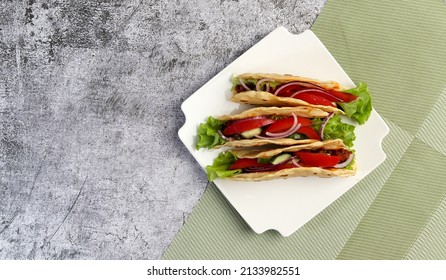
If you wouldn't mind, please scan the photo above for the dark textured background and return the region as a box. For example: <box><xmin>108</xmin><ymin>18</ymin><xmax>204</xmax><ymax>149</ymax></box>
<box><xmin>0</xmin><ymin>0</ymin><xmax>326</xmax><ymax>259</ymax></box>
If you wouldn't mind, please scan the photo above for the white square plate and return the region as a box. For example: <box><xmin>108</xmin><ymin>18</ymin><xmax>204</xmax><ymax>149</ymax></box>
<box><xmin>178</xmin><ymin>27</ymin><xmax>389</xmax><ymax>236</ymax></box>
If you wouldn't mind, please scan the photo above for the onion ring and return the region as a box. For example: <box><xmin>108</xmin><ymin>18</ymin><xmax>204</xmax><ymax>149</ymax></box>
<box><xmin>273</xmin><ymin>81</ymin><xmax>324</xmax><ymax>96</ymax></box>
<box><xmin>254</xmin><ymin>113</ymin><xmax>302</xmax><ymax>139</ymax></box>
<box><xmin>256</xmin><ymin>79</ymin><xmax>274</xmax><ymax>91</ymax></box>
<box><xmin>333</xmin><ymin>154</ymin><xmax>354</xmax><ymax>168</ymax></box>
<box><xmin>319</xmin><ymin>113</ymin><xmax>334</xmax><ymax>140</ymax></box>
<box><xmin>289</xmin><ymin>89</ymin><xmax>344</xmax><ymax>102</ymax></box>
<box><xmin>239</xmin><ymin>78</ymin><xmax>251</xmax><ymax>91</ymax></box>
<box><xmin>218</xmin><ymin>130</ymin><xmax>233</xmax><ymax>141</ymax></box>
<box><xmin>291</xmin><ymin>157</ymin><xmax>301</xmax><ymax>167</ymax></box>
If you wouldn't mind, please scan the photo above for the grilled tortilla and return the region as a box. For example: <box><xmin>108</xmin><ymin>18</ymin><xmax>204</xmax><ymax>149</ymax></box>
<box><xmin>196</xmin><ymin>106</ymin><xmax>356</xmax><ymax>149</ymax></box>
<box><xmin>231</xmin><ymin>73</ymin><xmax>373</xmax><ymax>125</ymax></box>
<box><xmin>206</xmin><ymin>139</ymin><xmax>357</xmax><ymax>181</ymax></box>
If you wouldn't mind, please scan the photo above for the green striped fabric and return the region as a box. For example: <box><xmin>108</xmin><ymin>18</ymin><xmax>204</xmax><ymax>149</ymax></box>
<box><xmin>163</xmin><ymin>0</ymin><xmax>446</xmax><ymax>259</ymax></box>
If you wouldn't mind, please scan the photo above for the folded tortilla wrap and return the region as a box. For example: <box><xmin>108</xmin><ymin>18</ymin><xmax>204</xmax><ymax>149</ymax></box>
<box><xmin>206</xmin><ymin>139</ymin><xmax>357</xmax><ymax>181</ymax></box>
<box><xmin>231</xmin><ymin>73</ymin><xmax>372</xmax><ymax>125</ymax></box>
<box><xmin>196</xmin><ymin>106</ymin><xmax>356</xmax><ymax>149</ymax></box>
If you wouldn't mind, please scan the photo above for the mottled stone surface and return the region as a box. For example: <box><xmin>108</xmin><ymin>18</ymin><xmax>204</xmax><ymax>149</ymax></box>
<box><xmin>0</xmin><ymin>0</ymin><xmax>326</xmax><ymax>259</ymax></box>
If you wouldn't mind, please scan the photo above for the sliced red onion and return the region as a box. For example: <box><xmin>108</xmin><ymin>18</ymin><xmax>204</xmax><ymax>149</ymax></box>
<box><xmin>255</xmin><ymin>123</ymin><xmax>302</xmax><ymax>139</ymax></box>
<box><xmin>243</xmin><ymin>165</ymin><xmax>275</xmax><ymax>173</ymax></box>
<box><xmin>266</xmin><ymin>112</ymin><xmax>296</xmax><ymax>135</ymax></box>
<box><xmin>230</xmin><ymin>116</ymin><xmax>269</xmax><ymax>124</ymax></box>
<box><xmin>266</xmin><ymin>113</ymin><xmax>298</xmax><ymax>136</ymax></box>
<box><xmin>256</xmin><ymin>79</ymin><xmax>274</xmax><ymax>91</ymax></box>
<box><xmin>239</xmin><ymin>78</ymin><xmax>251</xmax><ymax>91</ymax></box>
<box><xmin>291</xmin><ymin>157</ymin><xmax>301</xmax><ymax>167</ymax></box>
<box><xmin>319</xmin><ymin>112</ymin><xmax>334</xmax><ymax>140</ymax></box>
<box><xmin>244</xmin><ymin>160</ymin><xmax>289</xmax><ymax>173</ymax></box>
<box><xmin>289</xmin><ymin>89</ymin><xmax>344</xmax><ymax>102</ymax></box>
<box><xmin>254</xmin><ymin>113</ymin><xmax>302</xmax><ymax>139</ymax></box>
<box><xmin>273</xmin><ymin>81</ymin><xmax>324</xmax><ymax>96</ymax></box>
<box><xmin>333</xmin><ymin>154</ymin><xmax>354</xmax><ymax>168</ymax></box>
<box><xmin>218</xmin><ymin>130</ymin><xmax>233</xmax><ymax>141</ymax></box>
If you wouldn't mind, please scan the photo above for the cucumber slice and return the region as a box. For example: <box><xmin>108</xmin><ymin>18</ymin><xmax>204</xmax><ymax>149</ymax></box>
<box><xmin>241</xmin><ymin>127</ymin><xmax>262</xmax><ymax>139</ymax></box>
<box><xmin>271</xmin><ymin>153</ymin><xmax>291</xmax><ymax>165</ymax></box>
<box><xmin>289</xmin><ymin>133</ymin><xmax>307</xmax><ymax>140</ymax></box>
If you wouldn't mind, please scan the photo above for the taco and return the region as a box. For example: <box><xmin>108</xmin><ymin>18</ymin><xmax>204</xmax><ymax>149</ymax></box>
<box><xmin>196</xmin><ymin>106</ymin><xmax>355</xmax><ymax>149</ymax></box>
<box><xmin>231</xmin><ymin>73</ymin><xmax>372</xmax><ymax>125</ymax></box>
<box><xmin>206</xmin><ymin>139</ymin><xmax>356</xmax><ymax>181</ymax></box>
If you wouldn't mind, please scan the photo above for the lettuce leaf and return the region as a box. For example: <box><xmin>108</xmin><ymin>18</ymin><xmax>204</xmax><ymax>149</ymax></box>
<box><xmin>312</xmin><ymin>114</ymin><xmax>356</xmax><ymax>148</ymax></box>
<box><xmin>196</xmin><ymin>117</ymin><xmax>227</xmax><ymax>150</ymax></box>
<box><xmin>205</xmin><ymin>151</ymin><xmax>242</xmax><ymax>181</ymax></box>
<box><xmin>339</xmin><ymin>82</ymin><xmax>372</xmax><ymax>125</ymax></box>
<box><xmin>346</xmin><ymin>150</ymin><xmax>356</xmax><ymax>170</ymax></box>
<box><xmin>231</xmin><ymin>76</ymin><xmax>280</xmax><ymax>91</ymax></box>
<box><xmin>231</xmin><ymin>76</ymin><xmax>257</xmax><ymax>91</ymax></box>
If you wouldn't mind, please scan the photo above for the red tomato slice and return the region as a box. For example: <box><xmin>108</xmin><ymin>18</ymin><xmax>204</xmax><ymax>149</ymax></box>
<box><xmin>300</xmin><ymin>90</ymin><xmax>342</xmax><ymax>102</ymax></box>
<box><xmin>293</xmin><ymin>92</ymin><xmax>336</xmax><ymax>107</ymax></box>
<box><xmin>294</xmin><ymin>89</ymin><xmax>358</xmax><ymax>103</ymax></box>
<box><xmin>223</xmin><ymin>118</ymin><xmax>275</xmax><ymax>136</ymax></box>
<box><xmin>264</xmin><ymin>116</ymin><xmax>312</xmax><ymax>133</ymax></box>
<box><xmin>295</xmin><ymin>151</ymin><xmax>342</xmax><ymax>167</ymax></box>
<box><xmin>296</xmin><ymin>126</ymin><xmax>321</xmax><ymax>140</ymax></box>
<box><xmin>328</xmin><ymin>90</ymin><xmax>358</xmax><ymax>102</ymax></box>
<box><xmin>273</xmin><ymin>82</ymin><xmax>357</xmax><ymax>103</ymax></box>
<box><xmin>275</xmin><ymin>84</ymin><xmax>307</xmax><ymax>97</ymax></box>
<box><xmin>270</xmin><ymin>163</ymin><xmax>297</xmax><ymax>171</ymax></box>
<box><xmin>229</xmin><ymin>158</ymin><xmax>265</xmax><ymax>170</ymax></box>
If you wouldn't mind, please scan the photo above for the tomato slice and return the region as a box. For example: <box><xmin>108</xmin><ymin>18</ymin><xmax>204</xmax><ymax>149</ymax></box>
<box><xmin>229</xmin><ymin>158</ymin><xmax>264</xmax><ymax>170</ymax></box>
<box><xmin>270</xmin><ymin>163</ymin><xmax>296</xmax><ymax>171</ymax></box>
<box><xmin>275</xmin><ymin>85</ymin><xmax>308</xmax><ymax>97</ymax></box>
<box><xmin>272</xmin><ymin>82</ymin><xmax>357</xmax><ymax>103</ymax></box>
<box><xmin>223</xmin><ymin>118</ymin><xmax>275</xmax><ymax>136</ymax></box>
<box><xmin>293</xmin><ymin>89</ymin><xmax>358</xmax><ymax>103</ymax></box>
<box><xmin>295</xmin><ymin>151</ymin><xmax>342</xmax><ymax>167</ymax></box>
<box><xmin>296</xmin><ymin>126</ymin><xmax>321</xmax><ymax>140</ymax></box>
<box><xmin>327</xmin><ymin>90</ymin><xmax>358</xmax><ymax>102</ymax></box>
<box><xmin>292</xmin><ymin>92</ymin><xmax>336</xmax><ymax>107</ymax></box>
<box><xmin>264</xmin><ymin>116</ymin><xmax>312</xmax><ymax>133</ymax></box>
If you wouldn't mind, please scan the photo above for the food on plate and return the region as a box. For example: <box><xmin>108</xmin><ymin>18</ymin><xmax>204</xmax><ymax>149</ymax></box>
<box><xmin>231</xmin><ymin>73</ymin><xmax>372</xmax><ymax>125</ymax></box>
<box><xmin>196</xmin><ymin>106</ymin><xmax>355</xmax><ymax>149</ymax></box>
<box><xmin>206</xmin><ymin>139</ymin><xmax>356</xmax><ymax>181</ymax></box>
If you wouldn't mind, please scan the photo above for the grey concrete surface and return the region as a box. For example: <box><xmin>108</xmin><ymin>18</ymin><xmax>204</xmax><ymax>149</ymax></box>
<box><xmin>0</xmin><ymin>0</ymin><xmax>327</xmax><ymax>259</ymax></box>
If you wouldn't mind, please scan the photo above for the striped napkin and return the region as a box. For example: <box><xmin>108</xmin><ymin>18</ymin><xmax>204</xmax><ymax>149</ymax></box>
<box><xmin>164</xmin><ymin>0</ymin><xmax>446</xmax><ymax>259</ymax></box>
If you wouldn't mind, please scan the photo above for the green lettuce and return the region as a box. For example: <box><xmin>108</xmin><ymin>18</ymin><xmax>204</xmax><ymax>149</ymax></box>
<box><xmin>312</xmin><ymin>114</ymin><xmax>356</xmax><ymax>148</ymax></box>
<box><xmin>339</xmin><ymin>82</ymin><xmax>372</xmax><ymax>125</ymax></box>
<box><xmin>206</xmin><ymin>151</ymin><xmax>242</xmax><ymax>181</ymax></box>
<box><xmin>231</xmin><ymin>76</ymin><xmax>280</xmax><ymax>91</ymax></box>
<box><xmin>196</xmin><ymin>117</ymin><xmax>226</xmax><ymax>149</ymax></box>
<box><xmin>346</xmin><ymin>150</ymin><xmax>356</xmax><ymax>170</ymax></box>
<box><xmin>231</xmin><ymin>76</ymin><xmax>257</xmax><ymax>91</ymax></box>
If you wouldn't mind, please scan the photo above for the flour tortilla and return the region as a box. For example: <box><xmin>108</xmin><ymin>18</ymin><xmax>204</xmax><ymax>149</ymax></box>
<box><xmin>231</xmin><ymin>73</ymin><xmax>348</xmax><ymax>113</ymax></box>
<box><xmin>236</xmin><ymin>73</ymin><xmax>349</xmax><ymax>91</ymax></box>
<box><xmin>227</xmin><ymin>139</ymin><xmax>357</xmax><ymax>181</ymax></box>
<box><xmin>216</xmin><ymin>107</ymin><xmax>328</xmax><ymax>148</ymax></box>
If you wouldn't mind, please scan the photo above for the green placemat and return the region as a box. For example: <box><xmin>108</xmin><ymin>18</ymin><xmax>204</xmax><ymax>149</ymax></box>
<box><xmin>164</xmin><ymin>0</ymin><xmax>446</xmax><ymax>260</ymax></box>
